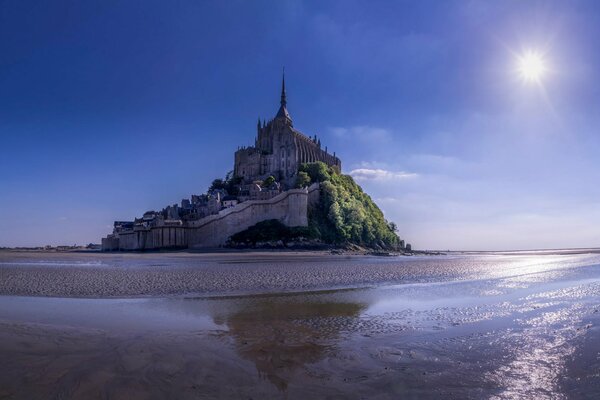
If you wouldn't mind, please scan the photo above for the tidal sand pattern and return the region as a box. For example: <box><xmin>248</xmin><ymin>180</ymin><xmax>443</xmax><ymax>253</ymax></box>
<box><xmin>0</xmin><ymin>251</ymin><xmax>599</xmax><ymax>399</ymax></box>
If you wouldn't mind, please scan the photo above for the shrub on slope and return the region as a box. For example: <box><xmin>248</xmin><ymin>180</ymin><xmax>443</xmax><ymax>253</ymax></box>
<box><xmin>299</xmin><ymin>162</ymin><xmax>400</xmax><ymax>249</ymax></box>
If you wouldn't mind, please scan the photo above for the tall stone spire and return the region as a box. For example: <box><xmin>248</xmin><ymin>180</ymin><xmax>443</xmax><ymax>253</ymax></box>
<box><xmin>275</xmin><ymin>68</ymin><xmax>292</xmax><ymax>125</ymax></box>
<box><xmin>280</xmin><ymin>69</ymin><xmax>287</xmax><ymax>108</ymax></box>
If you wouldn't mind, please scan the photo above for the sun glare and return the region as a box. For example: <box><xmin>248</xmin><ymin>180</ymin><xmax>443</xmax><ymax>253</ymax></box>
<box><xmin>517</xmin><ymin>50</ymin><xmax>547</xmax><ymax>83</ymax></box>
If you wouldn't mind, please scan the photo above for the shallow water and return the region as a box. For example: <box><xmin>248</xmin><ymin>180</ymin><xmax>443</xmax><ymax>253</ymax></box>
<box><xmin>0</xmin><ymin>251</ymin><xmax>599</xmax><ymax>399</ymax></box>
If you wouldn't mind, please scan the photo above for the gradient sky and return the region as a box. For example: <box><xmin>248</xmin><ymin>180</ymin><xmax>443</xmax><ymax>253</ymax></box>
<box><xmin>1</xmin><ymin>0</ymin><xmax>599</xmax><ymax>250</ymax></box>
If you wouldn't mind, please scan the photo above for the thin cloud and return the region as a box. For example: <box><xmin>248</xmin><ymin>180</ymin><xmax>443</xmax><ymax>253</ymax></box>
<box><xmin>349</xmin><ymin>168</ymin><xmax>418</xmax><ymax>181</ymax></box>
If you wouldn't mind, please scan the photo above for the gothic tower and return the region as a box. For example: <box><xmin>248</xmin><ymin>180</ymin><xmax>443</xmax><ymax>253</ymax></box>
<box><xmin>234</xmin><ymin>72</ymin><xmax>341</xmax><ymax>186</ymax></box>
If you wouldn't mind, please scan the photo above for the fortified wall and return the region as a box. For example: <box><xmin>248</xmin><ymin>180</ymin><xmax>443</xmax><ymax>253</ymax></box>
<box><xmin>101</xmin><ymin>74</ymin><xmax>337</xmax><ymax>252</ymax></box>
<box><xmin>102</xmin><ymin>184</ymin><xmax>319</xmax><ymax>251</ymax></box>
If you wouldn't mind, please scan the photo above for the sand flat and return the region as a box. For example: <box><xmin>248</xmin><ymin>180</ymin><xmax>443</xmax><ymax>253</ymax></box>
<box><xmin>1</xmin><ymin>250</ymin><xmax>599</xmax><ymax>297</ymax></box>
<box><xmin>1</xmin><ymin>251</ymin><xmax>599</xmax><ymax>398</ymax></box>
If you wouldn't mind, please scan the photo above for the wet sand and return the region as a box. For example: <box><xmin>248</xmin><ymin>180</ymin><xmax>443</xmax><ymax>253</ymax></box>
<box><xmin>0</xmin><ymin>251</ymin><xmax>599</xmax><ymax>399</ymax></box>
<box><xmin>1</xmin><ymin>250</ymin><xmax>599</xmax><ymax>297</ymax></box>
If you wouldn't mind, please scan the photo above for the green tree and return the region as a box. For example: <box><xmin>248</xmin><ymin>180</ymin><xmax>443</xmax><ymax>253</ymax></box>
<box><xmin>302</xmin><ymin>162</ymin><xmax>400</xmax><ymax>249</ymax></box>
<box><xmin>299</xmin><ymin>161</ymin><xmax>331</xmax><ymax>182</ymax></box>
<box><xmin>388</xmin><ymin>222</ymin><xmax>398</xmax><ymax>233</ymax></box>
<box><xmin>294</xmin><ymin>171</ymin><xmax>311</xmax><ymax>188</ymax></box>
<box><xmin>263</xmin><ymin>175</ymin><xmax>276</xmax><ymax>187</ymax></box>
<box><xmin>229</xmin><ymin>219</ymin><xmax>314</xmax><ymax>245</ymax></box>
<box><xmin>209</xmin><ymin>178</ymin><xmax>225</xmax><ymax>191</ymax></box>
<box><xmin>210</xmin><ymin>172</ymin><xmax>243</xmax><ymax>195</ymax></box>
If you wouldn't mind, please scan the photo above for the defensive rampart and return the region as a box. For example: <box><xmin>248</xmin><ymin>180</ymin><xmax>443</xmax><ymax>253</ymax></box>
<box><xmin>101</xmin><ymin>184</ymin><xmax>320</xmax><ymax>251</ymax></box>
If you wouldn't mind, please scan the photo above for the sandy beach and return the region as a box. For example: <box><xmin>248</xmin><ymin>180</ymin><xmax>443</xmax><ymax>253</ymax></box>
<box><xmin>1</xmin><ymin>250</ymin><xmax>598</xmax><ymax>297</ymax></box>
<box><xmin>1</xmin><ymin>250</ymin><xmax>599</xmax><ymax>399</ymax></box>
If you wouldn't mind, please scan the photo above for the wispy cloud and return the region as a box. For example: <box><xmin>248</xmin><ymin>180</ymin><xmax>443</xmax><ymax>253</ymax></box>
<box><xmin>349</xmin><ymin>168</ymin><xmax>418</xmax><ymax>181</ymax></box>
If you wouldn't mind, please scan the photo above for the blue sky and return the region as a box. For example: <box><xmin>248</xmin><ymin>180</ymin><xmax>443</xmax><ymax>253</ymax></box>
<box><xmin>1</xmin><ymin>0</ymin><xmax>599</xmax><ymax>250</ymax></box>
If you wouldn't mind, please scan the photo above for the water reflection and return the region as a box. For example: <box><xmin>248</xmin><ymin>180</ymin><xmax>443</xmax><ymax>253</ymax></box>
<box><xmin>1</xmin><ymin>255</ymin><xmax>600</xmax><ymax>397</ymax></box>
<box><xmin>210</xmin><ymin>295</ymin><xmax>367</xmax><ymax>391</ymax></box>
<box><xmin>3</xmin><ymin>279</ymin><xmax>590</xmax><ymax>396</ymax></box>
<box><xmin>484</xmin><ymin>285</ymin><xmax>598</xmax><ymax>400</ymax></box>
<box><xmin>128</xmin><ymin>291</ymin><xmax>370</xmax><ymax>392</ymax></box>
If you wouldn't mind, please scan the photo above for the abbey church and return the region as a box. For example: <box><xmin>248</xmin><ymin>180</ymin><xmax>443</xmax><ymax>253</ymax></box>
<box><xmin>101</xmin><ymin>75</ymin><xmax>339</xmax><ymax>251</ymax></box>
<box><xmin>234</xmin><ymin>75</ymin><xmax>341</xmax><ymax>186</ymax></box>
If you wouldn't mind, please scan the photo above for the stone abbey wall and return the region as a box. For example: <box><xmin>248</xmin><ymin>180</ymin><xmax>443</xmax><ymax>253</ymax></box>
<box><xmin>186</xmin><ymin>187</ymin><xmax>309</xmax><ymax>248</ymax></box>
<box><xmin>104</xmin><ymin>185</ymin><xmax>319</xmax><ymax>251</ymax></box>
<box><xmin>234</xmin><ymin>119</ymin><xmax>341</xmax><ymax>186</ymax></box>
<box><xmin>307</xmin><ymin>181</ymin><xmax>320</xmax><ymax>207</ymax></box>
<box><xmin>114</xmin><ymin>226</ymin><xmax>187</xmax><ymax>251</ymax></box>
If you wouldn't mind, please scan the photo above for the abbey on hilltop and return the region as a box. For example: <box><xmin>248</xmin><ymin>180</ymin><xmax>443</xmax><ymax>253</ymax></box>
<box><xmin>101</xmin><ymin>74</ymin><xmax>341</xmax><ymax>251</ymax></box>
<box><xmin>235</xmin><ymin>74</ymin><xmax>341</xmax><ymax>186</ymax></box>
<box><xmin>102</xmin><ymin>73</ymin><xmax>405</xmax><ymax>252</ymax></box>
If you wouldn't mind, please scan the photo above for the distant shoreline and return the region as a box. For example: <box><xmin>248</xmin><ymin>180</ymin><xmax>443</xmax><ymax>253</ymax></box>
<box><xmin>455</xmin><ymin>247</ymin><xmax>600</xmax><ymax>256</ymax></box>
<box><xmin>0</xmin><ymin>246</ymin><xmax>442</xmax><ymax>257</ymax></box>
<box><xmin>2</xmin><ymin>246</ymin><xmax>599</xmax><ymax>256</ymax></box>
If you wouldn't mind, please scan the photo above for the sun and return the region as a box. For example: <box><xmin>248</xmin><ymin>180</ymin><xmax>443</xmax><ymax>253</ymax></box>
<box><xmin>517</xmin><ymin>50</ymin><xmax>547</xmax><ymax>83</ymax></box>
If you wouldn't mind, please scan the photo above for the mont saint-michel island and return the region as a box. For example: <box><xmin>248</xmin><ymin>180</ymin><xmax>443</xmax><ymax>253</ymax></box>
<box><xmin>101</xmin><ymin>75</ymin><xmax>408</xmax><ymax>252</ymax></box>
<box><xmin>3</xmin><ymin>2</ymin><xmax>600</xmax><ymax>399</ymax></box>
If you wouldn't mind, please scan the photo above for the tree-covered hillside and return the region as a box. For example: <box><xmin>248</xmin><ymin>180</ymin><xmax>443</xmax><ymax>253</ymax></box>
<box><xmin>297</xmin><ymin>162</ymin><xmax>401</xmax><ymax>249</ymax></box>
<box><xmin>228</xmin><ymin>162</ymin><xmax>403</xmax><ymax>250</ymax></box>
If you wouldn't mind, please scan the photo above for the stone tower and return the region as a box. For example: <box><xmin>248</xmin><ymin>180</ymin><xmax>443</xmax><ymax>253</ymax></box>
<box><xmin>234</xmin><ymin>73</ymin><xmax>341</xmax><ymax>187</ymax></box>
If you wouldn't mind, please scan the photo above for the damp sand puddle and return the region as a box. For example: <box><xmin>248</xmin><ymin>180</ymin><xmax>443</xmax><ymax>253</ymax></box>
<box><xmin>1</xmin><ymin>252</ymin><xmax>600</xmax><ymax>398</ymax></box>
